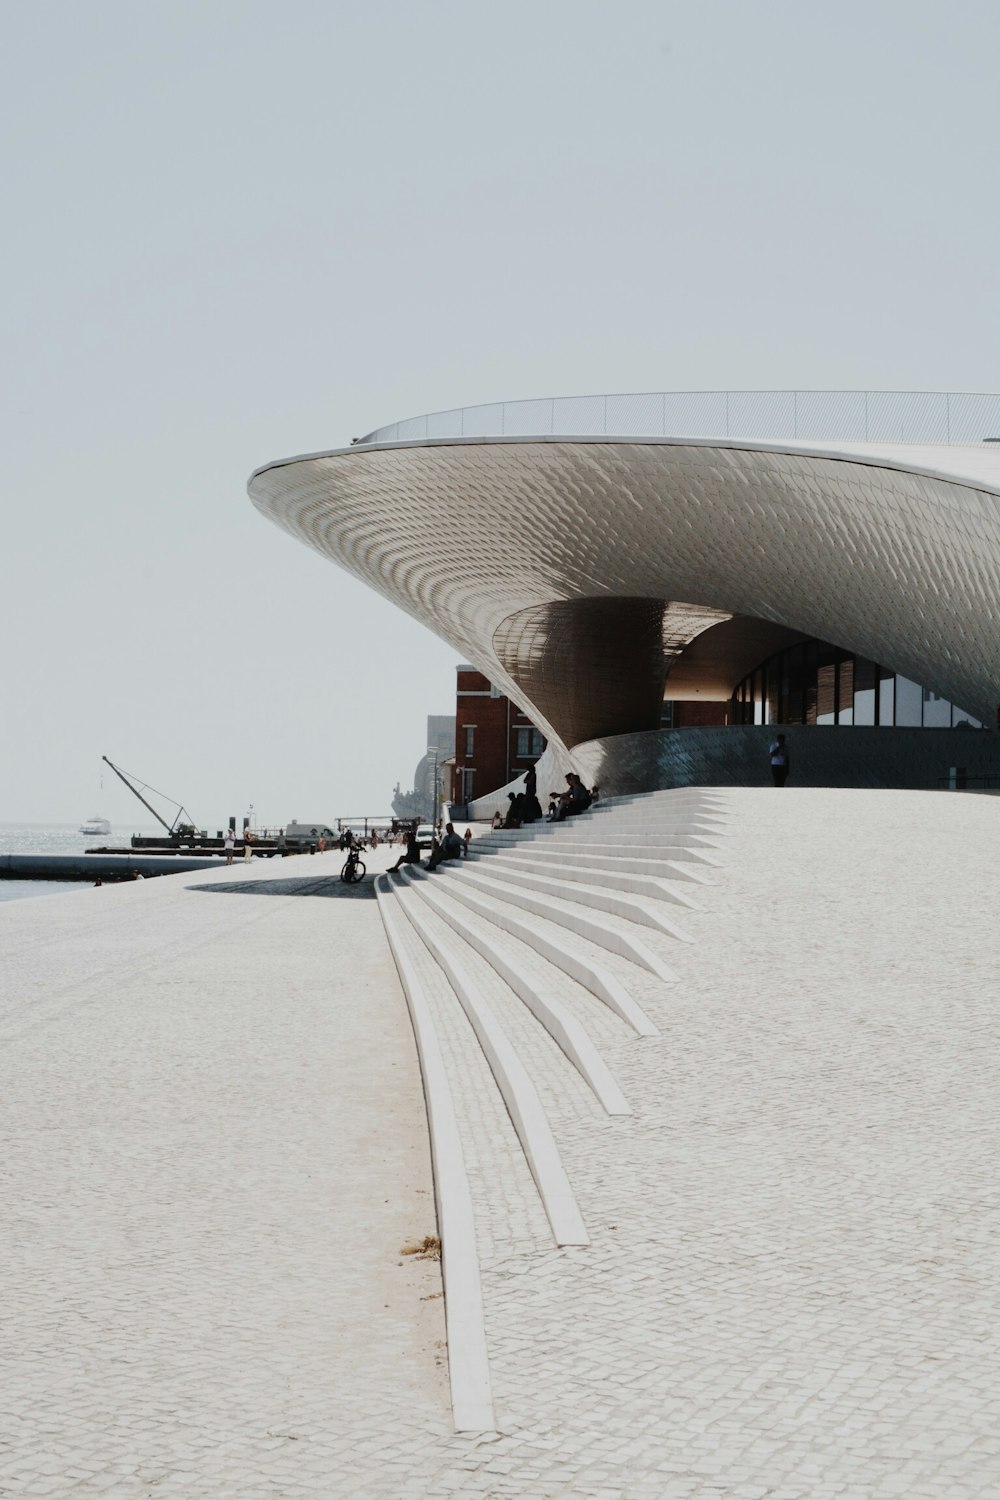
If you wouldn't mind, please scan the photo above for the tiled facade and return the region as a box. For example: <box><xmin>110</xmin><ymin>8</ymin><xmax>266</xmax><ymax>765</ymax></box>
<box><xmin>249</xmin><ymin>414</ymin><xmax>1000</xmax><ymax>796</ymax></box>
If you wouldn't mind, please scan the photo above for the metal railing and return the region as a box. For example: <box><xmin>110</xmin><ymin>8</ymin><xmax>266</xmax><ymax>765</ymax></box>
<box><xmin>359</xmin><ymin>390</ymin><xmax>1000</xmax><ymax>448</ymax></box>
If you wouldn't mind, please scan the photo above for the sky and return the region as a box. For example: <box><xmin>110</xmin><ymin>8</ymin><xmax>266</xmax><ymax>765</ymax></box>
<box><xmin>3</xmin><ymin>0</ymin><xmax>998</xmax><ymax>826</ymax></box>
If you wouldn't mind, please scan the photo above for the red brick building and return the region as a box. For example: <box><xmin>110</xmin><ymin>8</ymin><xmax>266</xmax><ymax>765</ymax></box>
<box><xmin>453</xmin><ymin>665</ymin><xmax>545</xmax><ymax>809</ymax></box>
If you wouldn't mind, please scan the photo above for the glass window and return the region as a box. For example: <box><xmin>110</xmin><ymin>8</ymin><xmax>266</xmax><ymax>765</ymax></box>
<box><xmin>952</xmin><ymin>707</ymin><xmax>982</xmax><ymax>729</ymax></box>
<box><xmin>785</xmin><ymin>644</ymin><xmax>805</xmax><ymax>724</ymax></box>
<box><xmin>464</xmin><ymin>725</ymin><xmax>475</xmax><ymax>757</ymax></box>
<box><xmin>753</xmin><ymin>669</ymin><xmax>764</xmax><ymax>725</ymax></box>
<box><xmin>854</xmin><ymin>658</ymin><xmax>876</xmax><ymax>725</ymax></box>
<box><xmin>895</xmin><ymin>676</ymin><xmax>922</xmax><ymax>726</ymax></box>
<box><xmin>878</xmin><ymin>667</ymin><xmax>895</xmax><ymax>726</ymax></box>
<box><xmin>837</xmin><ymin>656</ymin><xmax>855</xmax><ymax>725</ymax></box>
<box><xmin>816</xmin><ymin>643</ymin><xmax>837</xmax><ymax>725</ymax></box>
<box><xmin>516</xmin><ymin>727</ymin><xmax>543</xmax><ymax>757</ymax></box>
<box><xmin>922</xmin><ymin>689</ymin><xmax>952</xmax><ymax>728</ymax></box>
<box><xmin>804</xmin><ymin>642</ymin><xmax>818</xmax><ymax>725</ymax></box>
<box><xmin>765</xmin><ymin>662</ymin><xmax>780</xmax><ymax>725</ymax></box>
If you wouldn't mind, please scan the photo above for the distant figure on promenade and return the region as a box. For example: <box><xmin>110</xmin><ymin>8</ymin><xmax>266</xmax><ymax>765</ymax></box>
<box><xmin>522</xmin><ymin>764</ymin><xmax>543</xmax><ymax>824</ymax></box>
<box><xmin>769</xmin><ymin>734</ymin><xmax>790</xmax><ymax>787</ymax></box>
<box><xmin>427</xmin><ymin>823</ymin><xmax>468</xmax><ymax>871</ymax></box>
<box><xmin>491</xmin><ymin>810</ymin><xmax>504</xmax><ymax>830</ymax></box>
<box><xmin>243</xmin><ymin>827</ymin><xmax>253</xmax><ymax>862</ymax></box>
<box><xmin>389</xmin><ymin>831</ymin><xmax>421</xmax><ymax>872</ymax></box>
<box><xmin>463</xmin><ymin>827</ymin><xmax>473</xmax><ymax>843</ymax></box>
<box><xmin>591</xmin><ymin>784</ymin><xmax>600</xmax><ymax>803</ymax></box>
<box><xmin>224</xmin><ymin>827</ymin><xmax>235</xmax><ymax>866</ymax></box>
<box><xmin>371</xmin><ymin>829</ymin><xmax>379</xmax><ymax>850</ymax></box>
<box><xmin>317</xmin><ymin>832</ymin><xmax>326</xmax><ymax>853</ymax></box>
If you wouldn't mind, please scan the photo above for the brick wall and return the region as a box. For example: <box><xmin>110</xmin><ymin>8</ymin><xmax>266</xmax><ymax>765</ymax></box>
<box><xmin>672</xmin><ymin>700</ymin><xmax>729</xmax><ymax>728</ymax></box>
<box><xmin>454</xmin><ymin>667</ymin><xmax>546</xmax><ymax>805</ymax></box>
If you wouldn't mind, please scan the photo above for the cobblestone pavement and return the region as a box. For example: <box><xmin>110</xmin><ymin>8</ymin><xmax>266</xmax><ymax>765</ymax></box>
<box><xmin>5</xmin><ymin>793</ymin><xmax>1000</xmax><ymax>1497</ymax></box>
<box><xmin>0</xmin><ymin>850</ymin><xmax>451</xmax><ymax>1498</ymax></box>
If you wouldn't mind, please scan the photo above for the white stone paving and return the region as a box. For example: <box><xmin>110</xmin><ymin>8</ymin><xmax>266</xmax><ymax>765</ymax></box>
<box><xmin>4</xmin><ymin>792</ymin><xmax>1000</xmax><ymax>1497</ymax></box>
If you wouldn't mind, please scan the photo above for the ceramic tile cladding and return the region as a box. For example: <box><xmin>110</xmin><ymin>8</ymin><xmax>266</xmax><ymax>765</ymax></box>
<box><xmin>249</xmin><ymin>438</ymin><xmax>1000</xmax><ymax>749</ymax></box>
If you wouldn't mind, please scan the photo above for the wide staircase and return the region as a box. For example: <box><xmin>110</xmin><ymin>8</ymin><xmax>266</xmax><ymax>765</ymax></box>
<box><xmin>374</xmin><ymin>787</ymin><xmax>729</xmax><ymax>1431</ymax></box>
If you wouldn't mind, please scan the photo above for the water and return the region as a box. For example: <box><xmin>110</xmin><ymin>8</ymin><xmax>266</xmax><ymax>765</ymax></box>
<box><xmin>0</xmin><ymin>822</ymin><xmax>159</xmax><ymax>905</ymax></box>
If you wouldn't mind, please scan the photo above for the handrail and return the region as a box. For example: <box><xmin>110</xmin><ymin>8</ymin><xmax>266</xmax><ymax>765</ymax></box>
<box><xmin>358</xmin><ymin>389</ymin><xmax>1000</xmax><ymax>448</ymax></box>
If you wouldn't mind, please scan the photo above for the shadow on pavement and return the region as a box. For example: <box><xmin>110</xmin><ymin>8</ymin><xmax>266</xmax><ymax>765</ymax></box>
<box><xmin>187</xmin><ymin>876</ymin><xmax>376</xmax><ymax>899</ymax></box>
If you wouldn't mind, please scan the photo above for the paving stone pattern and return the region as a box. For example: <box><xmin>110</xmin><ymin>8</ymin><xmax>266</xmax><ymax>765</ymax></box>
<box><xmin>5</xmin><ymin>793</ymin><xmax>1000</xmax><ymax>1497</ymax></box>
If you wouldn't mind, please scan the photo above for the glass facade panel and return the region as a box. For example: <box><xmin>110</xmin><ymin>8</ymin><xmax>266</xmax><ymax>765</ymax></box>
<box><xmin>895</xmin><ymin>676</ymin><xmax>923</xmax><ymax>726</ymax></box>
<box><xmin>753</xmin><ymin>669</ymin><xmax>764</xmax><ymax>725</ymax></box>
<box><xmin>816</xmin><ymin>643</ymin><xmax>837</xmax><ymax>725</ymax></box>
<box><xmin>804</xmin><ymin>642</ymin><xmax>818</xmax><ymax>724</ymax></box>
<box><xmin>922</xmin><ymin>690</ymin><xmax>952</xmax><ymax>728</ymax></box>
<box><xmin>729</xmin><ymin>640</ymin><xmax>984</xmax><ymax>732</ymax></box>
<box><xmin>854</xmin><ymin>658</ymin><xmax>876</xmax><ymax>725</ymax></box>
<box><xmin>784</xmin><ymin>644</ymin><xmax>805</xmax><ymax>724</ymax></box>
<box><xmin>837</xmin><ymin>656</ymin><xmax>854</xmax><ymax>725</ymax></box>
<box><xmin>765</xmin><ymin>662</ymin><xmax>780</xmax><ymax>725</ymax></box>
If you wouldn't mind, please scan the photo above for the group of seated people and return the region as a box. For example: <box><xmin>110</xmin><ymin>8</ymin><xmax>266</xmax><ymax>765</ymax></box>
<box><xmin>490</xmin><ymin>773</ymin><xmax>599</xmax><ymax>829</ymax></box>
<box><xmin>388</xmin><ymin>822</ymin><xmax>469</xmax><ymax>874</ymax></box>
<box><xmin>386</xmin><ymin>766</ymin><xmax>601</xmax><ymax>879</ymax></box>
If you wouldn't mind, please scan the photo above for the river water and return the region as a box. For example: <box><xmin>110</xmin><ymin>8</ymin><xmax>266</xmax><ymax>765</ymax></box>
<box><xmin>0</xmin><ymin>823</ymin><xmax>158</xmax><ymax>905</ymax></box>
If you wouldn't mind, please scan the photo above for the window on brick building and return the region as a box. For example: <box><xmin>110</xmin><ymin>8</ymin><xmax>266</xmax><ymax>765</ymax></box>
<box><xmin>516</xmin><ymin>728</ymin><xmax>543</xmax><ymax>758</ymax></box>
<box><xmin>464</xmin><ymin>725</ymin><xmax>475</xmax><ymax>757</ymax></box>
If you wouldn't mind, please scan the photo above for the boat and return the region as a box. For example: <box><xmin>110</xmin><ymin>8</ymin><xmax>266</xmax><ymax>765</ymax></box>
<box><xmin>80</xmin><ymin>815</ymin><xmax>111</xmax><ymax>836</ymax></box>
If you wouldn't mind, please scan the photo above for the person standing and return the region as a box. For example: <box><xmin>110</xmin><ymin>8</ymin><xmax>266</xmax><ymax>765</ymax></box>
<box><xmin>243</xmin><ymin>826</ymin><xmax>253</xmax><ymax>862</ymax></box>
<box><xmin>769</xmin><ymin>733</ymin><xmax>790</xmax><ymax>787</ymax></box>
<box><xmin>522</xmin><ymin>763</ymin><xmax>543</xmax><ymax>823</ymax></box>
<box><xmin>224</xmin><ymin>826</ymin><xmax>235</xmax><ymax>866</ymax></box>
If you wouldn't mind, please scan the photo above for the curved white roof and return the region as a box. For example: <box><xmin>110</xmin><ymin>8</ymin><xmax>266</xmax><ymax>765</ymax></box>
<box><xmin>249</xmin><ymin>418</ymin><xmax>1000</xmax><ymax>754</ymax></box>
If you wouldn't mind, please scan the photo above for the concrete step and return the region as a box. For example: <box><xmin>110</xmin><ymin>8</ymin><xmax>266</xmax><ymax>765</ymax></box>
<box><xmin>468</xmin><ymin>849</ymin><xmax>703</xmax><ymax>909</ymax></box>
<box><xmin>432</xmin><ymin>862</ymin><xmax>679</xmax><ymax>985</ymax></box>
<box><xmin>474</xmin><ymin>835</ymin><xmax>720</xmax><ymax>863</ymax></box>
<box><xmin>404</xmin><ymin>865</ymin><xmax>658</xmax><ymax>1037</ymax></box>
<box><xmin>463</xmin><ymin>856</ymin><xmax>693</xmax><ymax>943</ymax></box>
<box><xmin>474</xmin><ymin>845</ymin><xmax>714</xmax><ymax>885</ymax></box>
<box><xmin>374</xmin><ymin>877</ymin><xmax>496</xmax><ymax>1431</ymax></box>
<box><xmin>520</xmin><ymin>828</ymin><xmax>724</xmax><ymax>846</ymax></box>
<box><xmin>396</xmin><ymin>869</ymin><xmax>631</xmax><ymax>1116</ymax></box>
<box><xmin>380</xmin><ymin>875</ymin><xmax>590</xmax><ymax>1247</ymax></box>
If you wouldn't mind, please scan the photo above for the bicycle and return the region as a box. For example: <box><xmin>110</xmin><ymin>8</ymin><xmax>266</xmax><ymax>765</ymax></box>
<box><xmin>340</xmin><ymin>841</ymin><xmax>366</xmax><ymax>884</ymax></box>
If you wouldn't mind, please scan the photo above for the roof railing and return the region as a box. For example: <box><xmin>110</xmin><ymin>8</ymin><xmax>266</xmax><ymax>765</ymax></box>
<box><xmin>358</xmin><ymin>390</ymin><xmax>1000</xmax><ymax>448</ymax></box>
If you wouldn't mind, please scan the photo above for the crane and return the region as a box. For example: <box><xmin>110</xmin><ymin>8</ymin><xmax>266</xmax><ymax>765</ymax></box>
<box><xmin>101</xmin><ymin>756</ymin><xmax>197</xmax><ymax>836</ymax></box>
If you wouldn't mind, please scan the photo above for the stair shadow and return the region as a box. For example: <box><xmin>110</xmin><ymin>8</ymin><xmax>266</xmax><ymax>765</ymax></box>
<box><xmin>188</xmin><ymin>876</ymin><xmax>375</xmax><ymax>899</ymax></box>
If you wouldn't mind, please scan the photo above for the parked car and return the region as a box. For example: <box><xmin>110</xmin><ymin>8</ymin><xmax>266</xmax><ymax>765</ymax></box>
<box><xmin>415</xmin><ymin>823</ymin><xmax>436</xmax><ymax>850</ymax></box>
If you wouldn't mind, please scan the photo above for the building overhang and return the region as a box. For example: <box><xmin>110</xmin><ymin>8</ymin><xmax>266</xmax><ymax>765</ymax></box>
<box><xmin>249</xmin><ymin>431</ymin><xmax>1000</xmax><ymax>754</ymax></box>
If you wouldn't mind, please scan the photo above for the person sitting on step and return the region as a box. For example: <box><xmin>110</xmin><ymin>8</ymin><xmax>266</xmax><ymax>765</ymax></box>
<box><xmin>426</xmin><ymin>823</ymin><xmax>468</xmax><ymax>871</ymax></box>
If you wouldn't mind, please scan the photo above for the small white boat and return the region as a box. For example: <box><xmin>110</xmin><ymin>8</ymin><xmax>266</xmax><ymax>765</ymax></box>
<box><xmin>80</xmin><ymin>815</ymin><xmax>111</xmax><ymax>836</ymax></box>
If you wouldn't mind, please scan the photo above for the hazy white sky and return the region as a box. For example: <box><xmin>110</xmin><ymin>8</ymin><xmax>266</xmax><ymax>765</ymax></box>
<box><xmin>3</xmin><ymin>0</ymin><xmax>998</xmax><ymax>825</ymax></box>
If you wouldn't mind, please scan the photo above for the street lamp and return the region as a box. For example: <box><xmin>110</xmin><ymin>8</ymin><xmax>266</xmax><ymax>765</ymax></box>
<box><xmin>426</xmin><ymin>746</ymin><xmax>439</xmax><ymax>828</ymax></box>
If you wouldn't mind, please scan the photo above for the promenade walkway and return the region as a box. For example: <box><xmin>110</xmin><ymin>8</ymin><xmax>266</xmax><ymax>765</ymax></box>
<box><xmin>0</xmin><ymin>848</ymin><xmax>451</xmax><ymax>1497</ymax></box>
<box><xmin>3</xmin><ymin>790</ymin><xmax>1000</xmax><ymax>1498</ymax></box>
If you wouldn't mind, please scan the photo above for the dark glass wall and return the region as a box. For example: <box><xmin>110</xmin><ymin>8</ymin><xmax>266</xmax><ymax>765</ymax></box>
<box><xmin>730</xmin><ymin>641</ymin><xmax>982</xmax><ymax>729</ymax></box>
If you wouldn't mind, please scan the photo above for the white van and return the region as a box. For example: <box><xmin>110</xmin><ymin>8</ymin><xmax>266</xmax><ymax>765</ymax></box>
<box><xmin>284</xmin><ymin>821</ymin><xmax>337</xmax><ymax>847</ymax></box>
